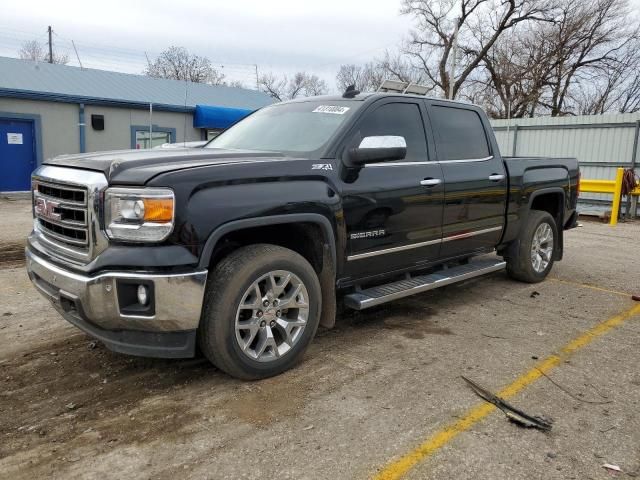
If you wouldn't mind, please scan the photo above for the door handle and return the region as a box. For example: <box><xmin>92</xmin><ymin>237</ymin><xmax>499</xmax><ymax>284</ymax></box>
<box><xmin>488</xmin><ymin>174</ymin><xmax>505</xmax><ymax>182</ymax></box>
<box><xmin>420</xmin><ymin>178</ymin><xmax>442</xmax><ymax>187</ymax></box>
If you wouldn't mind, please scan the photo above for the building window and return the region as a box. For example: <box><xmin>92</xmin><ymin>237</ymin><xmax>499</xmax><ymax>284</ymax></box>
<box><xmin>135</xmin><ymin>130</ymin><xmax>171</xmax><ymax>149</ymax></box>
<box><xmin>207</xmin><ymin>129</ymin><xmax>223</xmax><ymax>140</ymax></box>
<box><xmin>130</xmin><ymin>125</ymin><xmax>176</xmax><ymax>149</ymax></box>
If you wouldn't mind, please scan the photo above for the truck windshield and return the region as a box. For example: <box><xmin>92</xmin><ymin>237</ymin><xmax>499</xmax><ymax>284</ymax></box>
<box><xmin>205</xmin><ymin>100</ymin><xmax>360</xmax><ymax>154</ymax></box>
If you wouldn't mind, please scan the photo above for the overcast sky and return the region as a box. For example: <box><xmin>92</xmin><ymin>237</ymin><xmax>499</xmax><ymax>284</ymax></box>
<box><xmin>0</xmin><ymin>0</ymin><xmax>414</xmax><ymax>91</ymax></box>
<box><xmin>2</xmin><ymin>0</ymin><xmax>640</xmax><ymax>92</ymax></box>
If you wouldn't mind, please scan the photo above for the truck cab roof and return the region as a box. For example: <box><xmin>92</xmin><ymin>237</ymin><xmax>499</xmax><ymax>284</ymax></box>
<box><xmin>281</xmin><ymin>92</ymin><xmax>477</xmax><ymax>108</ymax></box>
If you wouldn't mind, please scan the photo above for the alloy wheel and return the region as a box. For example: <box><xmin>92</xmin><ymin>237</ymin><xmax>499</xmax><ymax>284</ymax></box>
<box><xmin>234</xmin><ymin>270</ymin><xmax>309</xmax><ymax>362</ymax></box>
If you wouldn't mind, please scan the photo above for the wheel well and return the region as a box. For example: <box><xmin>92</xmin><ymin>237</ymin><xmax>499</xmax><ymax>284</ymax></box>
<box><xmin>531</xmin><ymin>192</ymin><xmax>563</xmax><ymax>226</ymax></box>
<box><xmin>208</xmin><ymin>222</ymin><xmax>326</xmax><ymax>273</ymax></box>
<box><xmin>530</xmin><ymin>191</ymin><xmax>564</xmax><ymax>260</ymax></box>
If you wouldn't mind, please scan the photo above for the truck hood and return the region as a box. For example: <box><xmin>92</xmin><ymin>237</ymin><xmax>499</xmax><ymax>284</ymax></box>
<box><xmin>44</xmin><ymin>148</ymin><xmax>288</xmax><ymax>185</ymax></box>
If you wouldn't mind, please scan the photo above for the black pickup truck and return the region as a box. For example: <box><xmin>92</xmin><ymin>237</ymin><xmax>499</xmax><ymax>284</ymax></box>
<box><xmin>26</xmin><ymin>89</ymin><xmax>579</xmax><ymax>379</ymax></box>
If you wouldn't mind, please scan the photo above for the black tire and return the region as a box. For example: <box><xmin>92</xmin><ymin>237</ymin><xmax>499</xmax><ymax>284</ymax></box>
<box><xmin>505</xmin><ymin>210</ymin><xmax>558</xmax><ymax>283</ymax></box>
<box><xmin>198</xmin><ymin>244</ymin><xmax>322</xmax><ymax>380</ymax></box>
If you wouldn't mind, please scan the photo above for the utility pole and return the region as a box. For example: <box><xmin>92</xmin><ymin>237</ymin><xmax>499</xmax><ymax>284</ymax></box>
<box><xmin>47</xmin><ymin>26</ymin><xmax>53</xmax><ymax>64</ymax></box>
<box><xmin>254</xmin><ymin>64</ymin><xmax>259</xmax><ymax>90</ymax></box>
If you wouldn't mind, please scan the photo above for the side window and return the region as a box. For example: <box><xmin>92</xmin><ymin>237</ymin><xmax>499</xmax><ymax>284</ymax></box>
<box><xmin>430</xmin><ymin>106</ymin><xmax>490</xmax><ymax>161</ymax></box>
<box><xmin>356</xmin><ymin>102</ymin><xmax>428</xmax><ymax>162</ymax></box>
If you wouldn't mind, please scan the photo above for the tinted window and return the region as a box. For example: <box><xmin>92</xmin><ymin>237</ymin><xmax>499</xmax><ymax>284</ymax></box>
<box><xmin>356</xmin><ymin>102</ymin><xmax>428</xmax><ymax>162</ymax></box>
<box><xmin>431</xmin><ymin>106</ymin><xmax>490</xmax><ymax>160</ymax></box>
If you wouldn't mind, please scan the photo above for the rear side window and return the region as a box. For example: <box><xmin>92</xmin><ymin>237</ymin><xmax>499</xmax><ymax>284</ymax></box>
<box><xmin>431</xmin><ymin>106</ymin><xmax>490</xmax><ymax>161</ymax></box>
<box><xmin>356</xmin><ymin>102</ymin><xmax>428</xmax><ymax>162</ymax></box>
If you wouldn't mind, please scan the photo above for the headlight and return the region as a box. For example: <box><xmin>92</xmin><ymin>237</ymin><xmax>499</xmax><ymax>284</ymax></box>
<box><xmin>104</xmin><ymin>187</ymin><xmax>175</xmax><ymax>242</ymax></box>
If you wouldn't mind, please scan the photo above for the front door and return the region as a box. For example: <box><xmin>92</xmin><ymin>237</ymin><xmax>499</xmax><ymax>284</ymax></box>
<box><xmin>426</xmin><ymin>102</ymin><xmax>507</xmax><ymax>258</ymax></box>
<box><xmin>341</xmin><ymin>99</ymin><xmax>444</xmax><ymax>280</ymax></box>
<box><xmin>0</xmin><ymin>118</ymin><xmax>36</xmax><ymax>192</ymax></box>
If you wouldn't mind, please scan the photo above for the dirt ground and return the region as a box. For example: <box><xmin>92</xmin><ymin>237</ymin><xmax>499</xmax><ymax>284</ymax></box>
<box><xmin>0</xmin><ymin>196</ymin><xmax>32</xmax><ymax>269</ymax></box>
<box><xmin>1</xmin><ymin>199</ymin><xmax>639</xmax><ymax>480</ymax></box>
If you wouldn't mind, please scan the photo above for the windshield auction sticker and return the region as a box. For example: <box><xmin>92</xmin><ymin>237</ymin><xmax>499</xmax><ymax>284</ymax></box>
<box><xmin>312</xmin><ymin>105</ymin><xmax>350</xmax><ymax>114</ymax></box>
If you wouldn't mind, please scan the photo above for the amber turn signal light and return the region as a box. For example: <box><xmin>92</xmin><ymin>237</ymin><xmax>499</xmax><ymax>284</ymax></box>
<box><xmin>142</xmin><ymin>198</ymin><xmax>174</xmax><ymax>223</ymax></box>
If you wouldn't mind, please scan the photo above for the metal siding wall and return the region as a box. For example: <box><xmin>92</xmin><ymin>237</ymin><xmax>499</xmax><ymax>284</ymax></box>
<box><xmin>491</xmin><ymin>113</ymin><xmax>640</xmax><ymax>210</ymax></box>
<box><xmin>84</xmin><ymin>105</ymin><xmax>200</xmax><ymax>153</ymax></box>
<box><xmin>0</xmin><ymin>98</ymin><xmax>79</xmax><ymax>160</ymax></box>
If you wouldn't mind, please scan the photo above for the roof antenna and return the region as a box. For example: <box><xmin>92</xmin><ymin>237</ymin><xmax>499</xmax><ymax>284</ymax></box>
<box><xmin>183</xmin><ymin>78</ymin><xmax>189</xmax><ymax>147</ymax></box>
<box><xmin>342</xmin><ymin>84</ymin><xmax>360</xmax><ymax>98</ymax></box>
<box><xmin>71</xmin><ymin>40</ymin><xmax>84</xmax><ymax>70</ymax></box>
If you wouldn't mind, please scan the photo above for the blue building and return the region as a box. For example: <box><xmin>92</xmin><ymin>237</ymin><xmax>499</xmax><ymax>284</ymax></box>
<box><xmin>0</xmin><ymin>56</ymin><xmax>273</xmax><ymax>191</ymax></box>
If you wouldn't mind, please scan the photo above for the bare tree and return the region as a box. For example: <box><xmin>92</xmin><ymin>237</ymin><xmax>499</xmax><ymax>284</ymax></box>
<box><xmin>301</xmin><ymin>73</ymin><xmax>328</xmax><ymax>96</ymax></box>
<box><xmin>336</xmin><ymin>51</ymin><xmax>429</xmax><ymax>93</ymax></box>
<box><xmin>145</xmin><ymin>46</ymin><xmax>225</xmax><ymax>84</ymax></box>
<box><xmin>478</xmin><ymin>25</ymin><xmax>557</xmax><ymax>117</ymax></box>
<box><xmin>225</xmin><ymin>79</ymin><xmax>246</xmax><ymax>89</ymax></box>
<box><xmin>258</xmin><ymin>71</ymin><xmax>327</xmax><ymax>101</ymax></box>
<box><xmin>335</xmin><ymin>0</ymin><xmax>640</xmax><ymax>116</ymax></box>
<box><xmin>257</xmin><ymin>73</ymin><xmax>287</xmax><ymax>101</ymax></box>
<box><xmin>19</xmin><ymin>39</ymin><xmax>69</xmax><ymax>64</ymax></box>
<box><xmin>540</xmin><ymin>0</ymin><xmax>639</xmax><ymax>115</ymax></box>
<box><xmin>336</xmin><ymin>64</ymin><xmax>377</xmax><ymax>92</ymax></box>
<box><xmin>472</xmin><ymin>0</ymin><xmax>640</xmax><ymax>117</ymax></box>
<box><xmin>572</xmin><ymin>44</ymin><xmax>640</xmax><ymax>115</ymax></box>
<box><xmin>400</xmin><ymin>0</ymin><xmax>557</xmax><ymax>99</ymax></box>
<box><xmin>616</xmin><ymin>61</ymin><xmax>640</xmax><ymax>113</ymax></box>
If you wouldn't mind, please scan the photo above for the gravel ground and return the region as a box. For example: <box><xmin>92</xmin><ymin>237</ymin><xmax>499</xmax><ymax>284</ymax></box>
<box><xmin>1</xmin><ymin>199</ymin><xmax>639</xmax><ymax>480</ymax></box>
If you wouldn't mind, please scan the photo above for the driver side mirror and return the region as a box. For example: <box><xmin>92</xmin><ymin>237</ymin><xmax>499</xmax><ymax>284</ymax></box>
<box><xmin>347</xmin><ymin>136</ymin><xmax>407</xmax><ymax>166</ymax></box>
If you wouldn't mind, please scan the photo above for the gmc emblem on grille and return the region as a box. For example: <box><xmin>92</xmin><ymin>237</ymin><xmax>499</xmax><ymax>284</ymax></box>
<box><xmin>34</xmin><ymin>196</ymin><xmax>62</xmax><ymax>222</ymax></box>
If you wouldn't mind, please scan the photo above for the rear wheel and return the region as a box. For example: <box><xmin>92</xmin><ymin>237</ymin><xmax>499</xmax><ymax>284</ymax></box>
<box><xmin>506</xmin><ymin>210</ymin><xmax>557</xmax><ymax>283</ymax></box>
<box><xmin>198</xmin><ymin>244</ymin><xmax>322</xmax><ymax>380</ymax></box>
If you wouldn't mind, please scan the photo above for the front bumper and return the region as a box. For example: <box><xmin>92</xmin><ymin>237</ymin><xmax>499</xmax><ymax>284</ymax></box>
<box><xmin>25</xmin><ymin>247</ymin><xmax>208</xmax><ymax>358</ymax></box>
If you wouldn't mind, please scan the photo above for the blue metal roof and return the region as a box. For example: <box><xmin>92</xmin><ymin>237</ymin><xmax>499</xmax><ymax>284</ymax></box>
<box><xmin>0</xmin><ymin>56</ymin><xmax>273</xmax><ymax>112</ymax></box>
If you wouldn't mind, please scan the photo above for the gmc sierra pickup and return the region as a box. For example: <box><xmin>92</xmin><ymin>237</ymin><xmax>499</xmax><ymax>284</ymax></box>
<box><xmin>26</xmin><ymin>87</ymin><xmax>579</xmax><ymax>379</ymax></box>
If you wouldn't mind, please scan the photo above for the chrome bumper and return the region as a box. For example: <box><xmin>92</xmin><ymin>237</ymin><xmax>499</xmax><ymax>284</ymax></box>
<box><xmin>26</xmin><ymin>248</ymin><xmax>207</xmax><ymax>332</ymax></box>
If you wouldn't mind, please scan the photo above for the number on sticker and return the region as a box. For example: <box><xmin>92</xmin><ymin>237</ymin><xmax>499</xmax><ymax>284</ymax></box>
<box><xmin>312</xmin><ymin>105</ymin><xmax>350</xmax><ymax>115</ymax></box>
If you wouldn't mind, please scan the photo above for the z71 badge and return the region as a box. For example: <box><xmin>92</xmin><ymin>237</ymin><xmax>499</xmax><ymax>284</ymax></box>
<box><xmin>350</xmin><ymin>229</ymin><xmax>386</xmax><ymax>240</ymax></box>
<box><xmin>312</xmin><ymin>164</ymin><xmax>333</xmax><ymax>171</ymax></box>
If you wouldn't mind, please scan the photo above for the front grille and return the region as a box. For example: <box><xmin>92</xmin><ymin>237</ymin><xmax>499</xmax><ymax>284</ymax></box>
<box><xmin>34</xmin><ymin>181</ymin><xmax>89</xmax><ymax>250</ymax></box>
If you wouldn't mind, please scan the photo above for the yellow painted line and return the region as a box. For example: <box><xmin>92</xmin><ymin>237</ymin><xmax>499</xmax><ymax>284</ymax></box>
<box><xmin>372</xmin><ymin>303</ymin><xmax>640</xmax><ymax>480</ymax></box>
<box><xmin>548</xmin><ymin>277</ymin><xmax>629</xmax><ymax>298</ymax></box>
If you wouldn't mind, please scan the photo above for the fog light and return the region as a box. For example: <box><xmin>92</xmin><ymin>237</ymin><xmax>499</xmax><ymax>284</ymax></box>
<box><xmin>137</xmin><ymin>284</ymin><xmax>149</xmax><ymax>305</ymax></box>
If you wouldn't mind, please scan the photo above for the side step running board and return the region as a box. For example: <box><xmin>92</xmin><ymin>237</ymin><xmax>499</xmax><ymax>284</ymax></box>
<box><xmin>343</xmin><ymin>257</ymin><xmax>506</xmax><ymax>310</ymax></box>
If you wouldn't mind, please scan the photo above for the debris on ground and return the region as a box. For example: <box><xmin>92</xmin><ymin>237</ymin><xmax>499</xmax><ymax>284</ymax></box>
<box><xmin>481</xmin><ymin>333</ymin><xmax>508</xmax><ymax>340</ymax></box>
<box><xmin>536</xmin><ymin>368</ymin><xmax>612</xmax><ymax>405</ymax></box>
<box><xmin>602</xmin><ymin>463</ymin><xmax>622</xmax><ymax>472</ymax></box>
<box><xmin>87</xmin><ymin>342</ymin><xmax>97</xmax><ymax>350</ymax></box>
<box><xmin>65</xmin><ymin>403</ymin><xmax>77</xmax><ymax>411</ymax></box>
<box><xmin>530</xmin><ymin>291</ymin><xmax>540</xmax><ymax>298</ymax></box>
<box><xmin>461</xmin><ymin>376</ymin><xmax>553</xmax><ymax>431</ymax></box>
<box><xmin>632</xmin><ymin>295</ymin><xmax>640</xmax><ymax>302</ymax></box>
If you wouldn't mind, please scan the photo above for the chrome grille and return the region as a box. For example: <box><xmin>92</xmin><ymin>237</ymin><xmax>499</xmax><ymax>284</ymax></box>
<box><xmin>30</xmin><ymin>166</ymin><xmax>109</xmax><ymax>266</ymax></box>
<box><xmin>33</xmin><ymin>180</ymin><xmax>89</xmax><ymax>250</ymax></box>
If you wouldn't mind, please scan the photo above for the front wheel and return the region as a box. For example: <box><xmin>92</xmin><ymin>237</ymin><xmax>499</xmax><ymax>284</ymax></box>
<box><xmin>198</xmin><ymin>244</ymin><xmax>322</xmax><ymax>380</ymax></box>
<box><xmin>506</xmin><ymin>210</ymin><xmax>558</xmax><ymax>283</ymax></box>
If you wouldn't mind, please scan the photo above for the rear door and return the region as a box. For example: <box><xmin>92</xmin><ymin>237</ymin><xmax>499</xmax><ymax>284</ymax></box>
<box><xmin>426</xmin><ymin>102</ymin><xmax>506</xmax><ymax>258</ymax></box>
<box><xmin>341</xmin><ymin>98</ymin><xmax>444</xmax><ymax>279</ymax></box>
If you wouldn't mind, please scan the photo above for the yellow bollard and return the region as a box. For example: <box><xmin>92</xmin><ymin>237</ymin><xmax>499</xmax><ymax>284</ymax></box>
<box><xmin>609</xmin><ymin>168</ymin><xmax>624</xmax><ymax>226</ymax></box>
